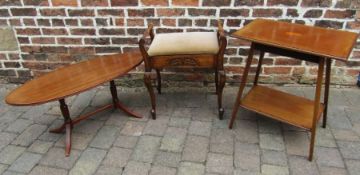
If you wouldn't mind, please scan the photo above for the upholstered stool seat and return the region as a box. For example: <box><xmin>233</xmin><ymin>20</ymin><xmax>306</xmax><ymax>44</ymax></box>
<box><xmin>147</xmin><ymin>32</ymin><xmax>219</xmax><ymax>56</ymax></box>
<box><xmin>139</xmin><ymin>22</ymin><xmax>227</xmax><ymax>120</ymax></box>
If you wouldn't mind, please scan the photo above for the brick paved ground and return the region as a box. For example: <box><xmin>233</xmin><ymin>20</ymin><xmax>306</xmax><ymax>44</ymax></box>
<box><xmin>0</xmin><ymin>84</ymin><xmax>359</xmax><ymax>175</ymax></box>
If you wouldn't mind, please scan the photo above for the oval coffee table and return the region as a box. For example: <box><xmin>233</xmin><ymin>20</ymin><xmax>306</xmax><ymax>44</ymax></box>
<box><xmin>6</xmin><ymin>51</ymin><xmax>143</xmax><ymax>156</ymax></box>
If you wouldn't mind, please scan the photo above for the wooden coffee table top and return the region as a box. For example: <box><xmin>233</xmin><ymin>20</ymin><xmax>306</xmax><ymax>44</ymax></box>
<box><xmin>6</xmin><ymin>51</ymin><xmax>142</xmax><ymax>106</ymax></box>
<box><xmin>231</xmin><ymin>19</ymin><xmax>359</xmax><ymax>61</ymax></box>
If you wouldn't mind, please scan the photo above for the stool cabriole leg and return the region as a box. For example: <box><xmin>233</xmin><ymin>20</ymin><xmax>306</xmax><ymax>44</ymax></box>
<box><xmin>144</xmin><ymin>72</ymin><xmax>156</xmax><ymax>119</ymax></box>
<box><xmin>322</xmin><ymin>59</ymin><xmax>331</xmax><ymax>128</ymax></box>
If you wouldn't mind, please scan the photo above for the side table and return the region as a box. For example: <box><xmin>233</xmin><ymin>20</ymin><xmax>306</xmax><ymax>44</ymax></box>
<box><xmin>229</xmin><ymin>19</ymin><xmax>358</xmax><ymax>161</ymax></box>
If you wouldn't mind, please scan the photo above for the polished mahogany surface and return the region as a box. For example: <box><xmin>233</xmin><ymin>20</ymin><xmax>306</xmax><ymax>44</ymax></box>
<box><xmin>231</xmin><ymin>19</ymin><xmax>359</xmax><ymax>61</ymax></box>
<box><xmin>6</xmin><ymin>51</ymin><xmax>142</xmax><ymax>106</ymax></box>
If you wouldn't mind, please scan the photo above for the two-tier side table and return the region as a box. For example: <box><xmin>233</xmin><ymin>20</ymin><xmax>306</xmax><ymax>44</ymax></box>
<box><xmin>228</xmin><ymin>19</ymin><xmax>358</xmax><ymax>161</ymax></box>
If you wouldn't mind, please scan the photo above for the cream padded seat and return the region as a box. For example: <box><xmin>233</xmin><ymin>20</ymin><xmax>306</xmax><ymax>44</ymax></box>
<box><xmin>147</xmin><ymin>32</ymin><xmax>219</xmax><ymax>56</ymax></box>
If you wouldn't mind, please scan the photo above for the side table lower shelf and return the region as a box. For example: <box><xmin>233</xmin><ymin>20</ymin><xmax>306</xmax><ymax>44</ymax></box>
<box><xmin>240</xmin><ymin>85</ymin><xmax>324</xmax><ymax>130</ymax></box>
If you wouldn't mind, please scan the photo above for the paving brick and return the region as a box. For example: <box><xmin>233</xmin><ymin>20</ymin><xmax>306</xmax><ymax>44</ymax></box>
<box><xmin>12</xmin><ymin>124</ymin><xmax>47</xmax><ymax>146</ymax></box>
<box><xmin>318</xmin><ymin>166</ymin><xmax>347</xmax><ymax>175</ymax></box>
<box><xmin>191</xmin><ymin>107</ymin><xmax>217</xmax><ymax>122</ymax></box>
<box><xmin>40</xmin><ymin>147</ymin><xmax>81</xmax><ymax>169</ymax></box>
<box><xmin>289</xmin><ymin>156</ymin><xmax>319</xmax><ymax>175</ymax></box>
<box><xmin>183</xmin><ymin>135</ymin><xmax>209</xmax><ymax>162</ymax></box>
<box><xmin>69</xmin><ymin>148</ymin><xmax>106</xmax><ymax>175</ymax></box>
<box><xmin>284</xmin><ymin>131</ymin><xmax>309</xmax><ymax>156</ymax></box>
<box><xmin>338</xmin><ymin>141</ymin><xmax>360</xmax><ymax>160</ymax></box>
<box><xmin>20</xmin><ymin>105</ymin><xmax>50</xmax><ymax>121</ymax></box>
<box><xmin>0</xmin><ymin>132</ymin><xmax>17</xmax><ymax>150</ymax></box>
<box><xmin>120</xmin><ymin>121</ymin><xmax>146</xmax><ymax>136</ymax></box>
<box><xmin>315</xmin><ymin>127</ymin><xmax>337</xmax><ymax>147</ymax></box>
<box><xmin>315</xmin><ymin>147</ymin><xmax>345</xmax><ymax>168</ymax></box>
<box><xmin>327</xmin><ymin>106</ymin><xmax>353</xmax><ymax>129</ymax></box>
<box><xmin>90</xmin><ymin>90</ymin><xmax>112</xmax><ymax>107</ymax></box>
<box><xmin>160</xmin><ymin>127</ymin><xmax>187</xmax><ymax>152</ymax></box>
<box><xmin>28</xmin><ymin>166</ymin><xmax>68</xmax><ymax>175</ymax></box>
<box><xmin>143</xmin><ymin>116</ymin><xmax>169</xmax><ymax>136</ymax></box>
<box><xmin>104</xmin><ymin>111</ymin><xmax>129</xmax><ymax>127</ymax></box>
<box><xmin>90</xmin><ymin>125</ymin><xmax>119</xmax><ymax>149</ymax></box>
<box><xmin>0</xmin><ymin>164</ymin><xmax>8</xmax><ymax>174</ymax></box>
<box><xmin>188</xmin><ymin>121</ymin><xmax>212</xmax><ymax>137</ymax></box>
<box><xmin>258</xmin><ymin>118</ymin><xmax>281</xmax><ymax>134</ymax></box>
<box><xmin>332</xmin><ymin>129</ymin><xmax>360</xmax><ymax>141</ymax></box>
<box><xmin>0</xmin><ymin>145</ymin><xmax>25</xmax><ymax>164</ymax></box>
<box><xmin>233</xmin><ymin>120</ymin><xmax>258</xmax><ymax>143</ymax></box>
<box><xmin>345</xmin><ymin>159</ymin><xmax>360</xmax><ymax>175</ymax></box>
<box><xmin>123</xmin><ymin>161</ymin><xmax>151</xmax><ymax>175</ymax></box>
<box><xmin>172</xmin><ymin>107</ymin><xmax>192</xmax><ymax>118</ymax></box>
<box><xmin>345</xmin><ymin>107</ymin><xmax>360</xmax><ymax>123</ymax></box>
<box><xmin>8</xmin><ymin>152</ymin><xmax>42</xmax><ymax>173</ymax></box>
<box><xmin>5</xmin><ymin>119</ymin><xmax>32</xmax><ymax>134</ymax></box>
<box><xmin>0</xmin><ymin>111</ymin><xmax>23</xmax><ymax>131</ymax></box>
<box><xmin>2</xmin><ymin>170</ymin><xmax>25</xmax><ymax>175</ymax></box>
<box><xmin>131</xmin><ymin>135</ymin><xmax>161</xmax><ymax>163</ymax></box>
<box><xmin>33</xmin><ymin>114</ymin><xmax>58</xmax><ymax>125</ymax></box>
<box><xmin>102</xmin><ymin>147</ymin><xmax>132</xmax><ymax>168</ymax></box>
<box><xmin>149</xmin><ymin>166</ymin><xmax>176</xmax><ymax>175</ymax></box>
<box><xmin>69</xmin><ymin>89</ymin><xmax>97</xmax><ymax>116</ymax></box>
<box><xmin>206</xmin><ymin>153</ymin><xmax>234</xmax><ymax>174</ymax></box>
<box><xmin>261</xmin><ymin>150</ymin><xmax>288</xmax><ymax>166</ymax></box>
<box><xmin>95</xmin><ymin>165</ymin><xmax>123</xmax><ymax>175</ymax></box>
<box><xmin>154</xmin><ymin>151</ymin><xmax>181</xmax><ymax>168</ymax></box>
<box><xmin>113</xmin><ymin>135</ymin><xmax>138</xmax><ymax>148</ymax></box>
<box><xmin>234</xmin><ymin>142</ymin><xmax>260</xmax><ymax>172</ymax></box>
<box><xmin>260</xmin><ymin>133</ymin><xmax>285</xmax><ymax>151</ymax></box>
<box><xmin>55</xmin><ymin>132</ymin><xmax>93</xmax><ymax>150</ymax></box>
<box><xmin>261</xmin><ymin>164</ymin><xmax>289</xmax><ymax>175</ymax></box>
<box><xmin>234</xmin><ymin>168</ymin><xmax>259</xmax><ymax>175</ymax></box>
<box><xmin>168</xmin><ymin>117</ymin><xmax>191</xmax><ymax>128</ymax></box>
<box><xmin>178</xmin><ymin>162</ymin><xmax>205</xmax><ymax>175</ymax></box>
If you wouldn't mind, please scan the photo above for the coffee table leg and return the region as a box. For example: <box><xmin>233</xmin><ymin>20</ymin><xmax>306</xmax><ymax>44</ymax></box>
<box><xmin>110</xmin><ymin>80</ymin><xmax>142</xmax><ymax>118</ymax></box>
<box><xmin>49</xmin><ymin>99</ymin><xmax>73</xmax><ymax>156</ymax></box>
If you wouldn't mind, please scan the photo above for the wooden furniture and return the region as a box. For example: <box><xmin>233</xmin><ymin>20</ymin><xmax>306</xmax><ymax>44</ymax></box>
<box><xmin>6</xmin><ymin>51</ymin><xmax>143</xmax><ymax>156</ymax></box>
<box><xmin>229</xmin><ymin>19</ymin><xmax>358</xmax><ymax>161</ymax></box>
<box><xmin>139</xmin><ymin>21</ymin><xmax>227</xmax><ymax>119</ymax></box>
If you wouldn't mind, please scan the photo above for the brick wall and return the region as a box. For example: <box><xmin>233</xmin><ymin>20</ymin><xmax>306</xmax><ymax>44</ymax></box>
<box><xmin>0</xmin><ymin>0</ymin><xmax>359</xmax><ymax>85</ymax></box>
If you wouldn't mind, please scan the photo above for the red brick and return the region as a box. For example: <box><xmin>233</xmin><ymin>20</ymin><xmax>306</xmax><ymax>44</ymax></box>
<box><xmin>21</xmin><ymin>46</ymin><xmax>41</xmax><ymax>53</ymax></box>
<box><xmin>203</xmin><ymin>0</ymin><xmax>231</xmax><ymax>6</ymax></box>
<box><xmin>0</xmin><ymin>69</ymin><xmax>16</xmax><ymax>76</ymax></box>
<box><xmin>52</xmin><ymin>19</ymin><xmax>65</xmax><ymax>26</ymax></box>
<box><xmin>293</xmin><ymin>67</ymin><xmax>305</xmax><ymax>75</ymax></box>
<box><xmin>70</xmin><ymin>28</ymin><xmax>95</xmax><ymax>35</ymax></box>
<box><xmin>9</xmin><ymin>19</ymin><xmax>21</xmax><ymax>26</ymax></box>
<box><xmin>172</xmin><ymin>0</ymin><xmax>198</xmax><ymax>6</ymax></box>
<box><xmin>275</xmin><ymin>58</ymin><xmax>302</xmax><ymax>65</ymax></box>
<box><xmin>188</xmin><ymin>8</ymin><xmax>216</xmax><ymax>16</ymax></box>
<box><xmin>324</xmin><ymin>10</ymin><xmax>355</xmax><ymax>19</ymax></box>
<box><xmin>65</xmin><ymin>19</ymin><xmax>78</xmax><ymax>26</ymax></box>
<box><xmin>4</xmin><ymin>61</ymin><xmax>21</xmax><ymax>68</ymax></box>
<box><xmin>346</xmin><ymin>21</ymin><xmax>360</xmax><ymax>30</ymax></box>
<box><xmin>264</xmin><ymin>67</ymin><xmax>291</xmax><ymax>74</ymax></box>
<box><xmin>157</xmin><ymin>8</ymin><xmax>185</xmax><ymax>16</ymax></box>
<box><xmin>37</xmin><ymin>19</ymin><xmax>51</xmax><ymax>26</ymax></box>
<box><xmin>267</xmin><ymin>0</ymin><xmax>298</xmax><ymax>6</ymax></box>
<box><xmin>99</xmin><ymin>28</ymin><xmax>125</xmax><ymax>35</ymax></box>
<box><xmin>0</xmin><ymin>9</ymin><xmax>9</xmax><ymax>16</ymax></box>
<box><xmin>303</xmin><ymin>9</ymin><xmax>323</xmax><ymax>18</ymax></box>
<box><xmin>42</xmin><ymin>28</ymin><xmax>68</xmax><ymax>35</ymax></box>
<box><xmin>8</xmin><ymin>54</ymin><xmax>20</xmax><ymax>60</ymax></box>
<box><xmin>115</xmin><ymin>18</ymin><xmax>124</xmax><ymax>26</ymax></box>
<box><xmin>57</xmin><ymin>37</ymin><xmax>82</xmax><ymax>45</ymax></box>
<box><xmin>162</xmin><ymin>18</ymin><xmax>176</xmax><ymax>26</ymax></box>
<box><xmin>97</xmin><ymin>9</ymin><xmax>124</xmax><ymax>16</ymax></box>
<box><xmin>315</xmin><ymin>20</ymin><xmax>343</xmax><ymax>29</ymax></box>
<box><xmin>40</xmin><ymin>8</ymin><xmax>66</xmax><ymax>16</ymax></box>
<box><xmin>23</xmin><ymin>0</ymin><xmax>48</xmax><ymax>5</ymax></box>
<box><xmin>253</xmin><ymin>8</ymin><xmax>283</xmax><ymax>17</ymax></box>
<box><xmin>128</xmin><ymin>9</ymin><xmax>155</xmax><ymax>17</ymax></box>
<box><xmin>0</xmin><ymin>0</ymin><xmax>22</xmax><ymax>6</ymax></box>
<box><xmin>32</xmin><ymin>37</ymin><xmax>56</xmax><ymax>44</ymax></box>
<box><xmin>112</xmin><ymin>37</ymin><xmax>138</xmax><ymax>44</ymax></box>
<box><xmin>220</xmin><ymin>9</ymin><xmax>249</xmax><ymax>17</ymax></box>
<box><xmin>40</xmin><ymin>46</ymin><xmax>68</xmax><ymax>53</ymax></box>
<box><xmin>301</xmin><ymin>0</ymin><xmax>331</xmax><ymax>7</ymax></box>
<box><xmin>95</xmin><ymin>47</ymin><xmax>121</xmax><ymax>53</ymax></box>
<box><xmin>17</xmin><ymin>70</ymin><xmax>32</xmax><ymax>77</ymax></box>
<box><xmin>147</xmin><ymin>18</ymin><xmax>160</xmax><ymax>26</ymax></box>
<box><xmin>0</xmin><ymin>54</ymin><xmax>6</xmax><ymax>60</ymax></box>
<box><xmin>195</xmin><ymin>19</ymin><xmax>207</xmax><ymax>27</ymax></box>
<box><xmin>346</xmin><ymin>69</ymin><xmax>360</xmax><ymax>76</ymax></box>
<box><xmin>286</xmin><ymin>9</ymin><xmax>299</xmax><ymax>17</ymax></box>
<box><xmin>52</xmin><ymin>0</ymin><xmax>78</xmax><ymax>6</ymax></box>
<box><xmin>69</xmin><ymin>47</ymin><xmax>95</xmax><ymax>54</ymax></box>
<box><xmin>23</xmin><ymin>18</ymin><xmax>36</xmax><ymax>26</ymax></box>
<box><xmin>178</xmin><ymin>19</ymin><xmax>192</xmax><ymax>26</ymax></box>
<box><xmin>235</xmin><ymin>0</ymin><xmax>264</xmax><ymax>6</ymax></box>
<box><xmin>84</xmin><ymin>37</ymin><xmax>110</xmax><ymax>45</ymax></box>
<box><xmin>16</xmin><ymin>28</ymin><xmax>41</xmax><ymax>35</ymax></box>
<box><xmin>111</xmin><ymin>0</ymin><xmax>138</xmax><ymax>6</ymax></box>
<box><xmin>81</xmin><ymin>0</ymin><xmax>108</xmax><ymax>6</ymax></box>
<box><xmin>68</xmin><ymin>9</ymin><xmax>94</xmax><ymax>16</ymax></box>
<box><xmin>11</xmin><ymin>8</ymin><xmax>37</xmax><ymax>16</ymax></box>
<box><xmin>80</xmin><ymin>19</ymin><xmax>94</xmax><ymax>26</ymax></box>
<box><xmin>127</xmin><ymin>19</ymin><xmax>144</xmax><ymax>26</ymax></box>
<box><xmin>18</xmin><ymin>37</ymin><xmax>30</xmax><ymax>44</ymax></box>
<box><xmin>141</xmin><ymin>0</ymin><xmax>168</xmax><ymax>6</ymax></box>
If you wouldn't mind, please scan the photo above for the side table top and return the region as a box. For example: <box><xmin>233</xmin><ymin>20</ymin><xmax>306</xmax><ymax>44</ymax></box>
<box><xmin>6</xmin><ymin>51</ymin><xmax>143</xmax><ymax>106</ymax></box>
<box><xmin>231</xmin><ymin>19</ymin><xmax>358</xmax><ymax>61</ymax></box>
